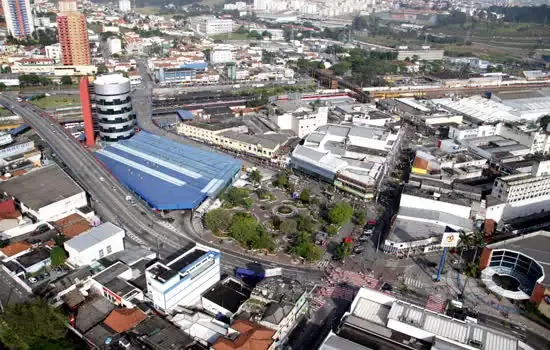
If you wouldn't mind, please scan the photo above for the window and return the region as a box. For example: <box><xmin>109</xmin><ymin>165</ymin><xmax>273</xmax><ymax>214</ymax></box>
<box><xmin>107</xmin><ymin>245</ymin><xmax>112</xmax><ymax>254</ymax></box>
<box><xmin>99</xmin><ymin>249</ymin><xmax>104</xmax><ymax>258</ymax></box>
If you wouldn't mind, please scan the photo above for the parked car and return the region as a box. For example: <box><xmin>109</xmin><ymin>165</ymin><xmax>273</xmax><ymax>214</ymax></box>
<box><xmin>359</xmin><ymin>234</ymin><xmax>371</xmax><ymax>242</ymax></box>
<box><xmin>381</xmin><ymin>283</ymin><xmax>393</xmax><ymax>292</ymax></box>
<box><xmin>43</xmin><ymin>271</ymin><xmax>50</xmax><ymax>278</ymax></box>
<box><xmin>36</xmin><ymin>224</ymin><xmax>50</xmax><ymax>233</ymax></box>
<box><xmin>28</xmin><ymin>277</ymin><xmax>37</xmax><ymax>284</ymax></box>
<box><xmin>353</xmin><ymin>244</ymin><xmax>365</xmax><ymax>254</ymax></box>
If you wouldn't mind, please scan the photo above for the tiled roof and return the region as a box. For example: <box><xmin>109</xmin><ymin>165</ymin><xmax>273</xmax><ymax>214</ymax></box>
<box><xmin>212</xmin><ymin>320</ymin><xmax>274</xmax><ymax>350</ymax></box>
<box><xmin>0</xmin><ymin>241</ymin><xmax>31</xmax><ymax>257</ymax></box>
<box><xmin>55</xmin><ymin>213</ymin><xmax>91</xmax><ymax>239</ymax></box>
<box><xmin>103</xmin><ymin>308</ymin><xmax>147</xmax><ymax>333</ymax></box>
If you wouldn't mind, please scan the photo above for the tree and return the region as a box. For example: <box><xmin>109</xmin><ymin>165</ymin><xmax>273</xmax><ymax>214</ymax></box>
<box><xmin>249</xmin><ymin>169</ymin><xmax>263</xmax><ymax>185</ymax></box>
<box><xmin>296</xmin><ymin>214</ymin><xmax>316</xmax><ymax>233</ymax></box>
<box><xmin>354</xmin><ymin>210</ymin><xmax>366</xmax><ymax>226</ymax></box>
<box><xmin>539</xmin><ymin>115</ymin><xmax>550</xmax><ymax>130</ymax></box>
<box><xmin>60</xmin><ymin>76</ymin><xmax>72</xmax><ymax>85</ymax></box>
<box><xmin>0</xmin><ymin>82</ymin><xmax>6</xmax><ymax>91</ymax></box>
<box><xmin>458</xmin><ymin>231</ymin><xmax>471</xmax><ymax>264</ymax></box>
<box><xmin>280</xmin><ymin>219</ymin><xmax>297</xmax><ymax>234</ymax></box>
<box><xmin>97</xmin><ymin>65</ymin><xmax>108</xmax><ymax>74</ymax></box>
<box><xmin>50</xmin><ymin>246</ymin><xmax>66</xmax><ymax>267</ymax></box>
<box><xmin>0</xmin><ymin>299</ymin><xmax>68</xmax><ymax>350</ymax></box>
<box><xmin>291</xmin><ymin>232</ymin><xmax>322</xmax><ymax>262</ymax></box>
<box><xmin>204</xmin><ymin>209</ymin><xmax>232</xmax><ymax>234</ymax></box>
<box><xmin>228</xmin><ymin>213</ymin><xmax>274</xmax><ymax>251</ymax></box>
<box><xmin>299</xmin><ymin>189</ymin><xmax>310</xmax><ymax>203</ymax></box>
<box><xmin>328</xmin><ymin>202</ymin><xmax>354</xmax><ymax>226</ymax></box>
<box><xmin>335</xmin><ymin>240</ymin><xmax>352</xmax><ymax>258</ymax></box>
<box><xmin>223</xmin><ymin>187</ymin><xmax>250</xmax><ymax>207</ymax></box>
<box><xmin>273</xmin><ymin>173</ymin><xmax>288</xmax><ymax>188</ymax></box>
<box><xmin>470</xmin><ymin>231</ymin><xmax>486</xmax><ymax>262</ymax></box>
<box><xmin>326</xmin><ymin>225</ymin><xmax>339</xmax><ymax>236</ymax></box>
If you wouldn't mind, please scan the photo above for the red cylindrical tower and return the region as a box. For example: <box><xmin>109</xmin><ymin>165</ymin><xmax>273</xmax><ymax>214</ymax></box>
<box><xmin>80</xmin><ymin>77</ymin><xmax>95</xmax><ymax>146</ymax></box>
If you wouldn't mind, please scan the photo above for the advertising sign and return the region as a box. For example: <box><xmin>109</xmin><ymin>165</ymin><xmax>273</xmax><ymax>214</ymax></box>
<box><xmin>441</xmin><ymin>231</ymin><xmax>459</xmax><ymax>248</ymax></box>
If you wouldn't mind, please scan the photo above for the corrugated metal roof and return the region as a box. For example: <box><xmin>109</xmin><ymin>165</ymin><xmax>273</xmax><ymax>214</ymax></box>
<box><xmin>95</xmin><ymin>132</ymin><xmax>241</xmax><ymax>210</ymax></box>
<box><xmin>65</xmin><ymin>222</ymin><xmax>123</xmax><ymax>253</ymax></box>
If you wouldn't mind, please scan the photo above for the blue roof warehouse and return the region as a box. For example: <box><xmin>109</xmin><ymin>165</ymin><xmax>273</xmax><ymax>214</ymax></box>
<box><xmin>94</xmin><ymin>132</ymin><xmax>241</xmax><ymax>210</ymax></box>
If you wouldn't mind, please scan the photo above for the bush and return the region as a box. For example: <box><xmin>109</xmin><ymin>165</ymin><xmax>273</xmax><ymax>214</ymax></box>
<box><xmin>299</xmin><ymin>189</ymin><xmax>310</xmax><ymax>203</ymax></box>
<box><xmin>229</xmin><ymin>213</ymin><xmax>274</xmax><ymax>251</ymax></box>
<box><xmin>354</xmin><ymin>210</ymin><xmax>367</xmax><ymax>226</ymax></box>
<box><xmin>296</xmin><ymin>214</ymin><xmax>316</xmax><ymax>233</ymax></box>
<box><xmin>291</xmin><ymin>232</ymin><xmax>323</xmax><ymax>262</ymax></box>
<box><xmin>223</xmin><ymin>187</ymin><xmax>250</xmax><ymax>208</ymax></box>
<box><xmin>272</xmin><ymin>216</ymin><xmax>282</xmax><ymax>229</ymax></box>
<box><xmin>326</xmin><ymin>225</ymin><xmax>339</xmax><ymax>236</ymax></box>
<box><xmin>280</xmin><ymin>219</ymin><xmax>297</xmax><ymax>234</ymax></box>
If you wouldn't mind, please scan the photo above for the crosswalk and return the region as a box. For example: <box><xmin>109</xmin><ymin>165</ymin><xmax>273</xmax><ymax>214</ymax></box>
<box><xmin>317</xmin><ymin>254</ymin><xmax>331</xmax><ymax>270</ymax></box>
<box><xmin>404</xmin><ymin>277</ymin><xmax>424</xmax><ymax>289</ymax></box>
<box><xmin>425</xmin><ymin>294</ymin><xmax>447</xmax><ymax>313</ymax></box>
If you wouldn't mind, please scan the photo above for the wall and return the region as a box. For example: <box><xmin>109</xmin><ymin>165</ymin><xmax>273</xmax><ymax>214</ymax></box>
<box><xmin>201</xmin><ymin>295</ymin><xmax>233</xmax><ymax>317</ymax></box>
<box><xmin>65</xmin><ymin>230</ymin><xmax>125</xmax><ymax>266</ymax></box>
<box><xmin>479</xmin><ymin>247</ymin><xmax>492</xmax><ymax>270</ymax></box>
<box><xmin>37</xmin><ymin>192</ymin><xmax>87</xmax><ymax>221</ymax></box>
<box><xmin>399</xmin><ymin>194</ymin><xmax>471</xmax><ymax>218</ymax></box>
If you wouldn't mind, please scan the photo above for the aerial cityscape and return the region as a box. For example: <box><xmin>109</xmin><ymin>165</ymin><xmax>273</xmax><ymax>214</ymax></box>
<box><xmin>0</xmin><ymin>0</ymin><xmax>549</xmax><ymax>349</ymax></box>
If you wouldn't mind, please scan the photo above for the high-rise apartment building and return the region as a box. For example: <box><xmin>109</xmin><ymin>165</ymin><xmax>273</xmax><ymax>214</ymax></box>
<box><xmin>57</xmin><ymin>0</ymin><xmax>90</xmax><ymax>65</ymax></box>
<box><xmin>2</xmin><ymin>0</ymin><xmax>34</xmax><ymax>38</ymax></box>
<box><xmin>119</xmin><ymin>0</ymin><xmax>131</xmax><ymax>12</ymax></box>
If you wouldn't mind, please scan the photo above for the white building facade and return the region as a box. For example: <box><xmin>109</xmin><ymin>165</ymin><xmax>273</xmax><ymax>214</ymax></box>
<box><xmin>45</xmin><ymin>43</ymin><xmax>62</xmax><ymax>61</ymax></box>
<box><xmin>145</xmin><ymin>245</ymin><xmax>221</xmax><ymax>313</ymax></box>
<box><xmin>271</xmin><ymin>106</ymin><xmax>328</xmax><ymax>138</ymax></box>
<box><xmin>190</xmin><ymin>16</ymin><xmax>233</xmax><ymax>36</ymax></box>
<box><xmin>119</xmin><ymin>0</ymin><xmax>131</xmax><ymax>12</ymax></box>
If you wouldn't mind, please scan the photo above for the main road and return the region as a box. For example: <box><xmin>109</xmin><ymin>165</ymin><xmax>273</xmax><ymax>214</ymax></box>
<box><xmin>0</xmin><ymin>93</ymin><xmax>324</xmax><ymax>282</ymax></box>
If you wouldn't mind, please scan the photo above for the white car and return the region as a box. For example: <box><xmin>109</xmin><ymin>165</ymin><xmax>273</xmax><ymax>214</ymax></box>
<box><xmin>99</xmin><ymin>177</ymin><xmax>105</xmax><ymax>182</ymax></box>
<box><xmin>28</xmin><ymin>277</ymin><xmax>37</xmax><ymax>283</ymax></box>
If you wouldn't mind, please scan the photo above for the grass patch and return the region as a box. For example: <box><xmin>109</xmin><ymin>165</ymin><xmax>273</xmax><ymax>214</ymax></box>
<box><xmin>0</xmin><ymin>107</ymin><xmax>15</xmax><ymax>117</ymax></box>
<box><xmin>29</xmin><ymin>96</ymin><xmax>81</xmax><ymax>109</ymax></box>
<box><xmin>210</xmin><ymin>33</ymin><xmax>250</xmax><ymax>41</ymax></box>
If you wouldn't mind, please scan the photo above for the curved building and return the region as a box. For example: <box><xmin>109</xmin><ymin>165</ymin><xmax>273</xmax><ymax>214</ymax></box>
<box><xmin>479</xmin><ymin>230</ymin><xmax>550</xmax><ymax>317</ymax></box>
<box><xmin>94</xmin><ymin>74</ymin><xmax>136</xmax><ymax>142</ymax></box>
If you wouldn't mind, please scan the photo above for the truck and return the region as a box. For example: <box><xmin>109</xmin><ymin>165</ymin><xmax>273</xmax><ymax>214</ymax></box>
<box><xmin>235</xmin><ymin>266</ymin><xmax>282</xmax><ymax>283</ymax></box>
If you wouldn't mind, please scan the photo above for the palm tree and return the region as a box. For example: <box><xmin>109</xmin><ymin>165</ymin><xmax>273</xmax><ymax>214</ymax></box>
<box><xmin>470</xmin><ymin>231</ymin><xmax>486</xmax><ymax>263</ymax></box>
<box><xmin>458</xmin><ymin>231</ymin><xmax>471</xmax><ymax>264</ymax></box>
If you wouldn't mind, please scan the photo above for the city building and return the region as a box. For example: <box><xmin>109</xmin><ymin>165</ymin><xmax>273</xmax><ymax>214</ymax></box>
<box><xmin>271</xmin><ymin>100</ymin><xmax>329</xmax><ymax>138</ymax></box>
<box><xmin>212</xmin><ymin>320</ymin><xmax>275</xmax><ymax>350</ymax></box>
<box><xmin>383</xmin><ymin>185</ymin><xmax>476</xmax><ymax>255</ymax></box>
<box><xmin>201</xmin><ymin>277</ymin><xmax>251</xmax><ymax>318</ymax></box>
<box><xmin>95</xmin><ymin>132</ymin><xmax>241</xmax><ymax>210</ymax></box>
<box><xmin>93</xmin><ymin>74</ymin><xmax>136</xmax><ymax>142</ymax></box>
<box><xmin>291</xmin><ymin>124</ymin><xmax>398</xmax><ymax>199</ymax></box>
<box><xmin>57</xmin><ymin>2</ymin><xmax>91</xmax><ymax>66</ymax></box>
<box><xmin>106</xmin><ymin>37</ymin><xmax>122</xmax><ymax>55</ymax></box>
<box><xmin>169</xmin><ymin>310</ymin><xmax>233</xmax><ymax>346</ymax></box>
<box><xmin>486</xmin><ymin>160</ymin><xmax>550</xmax><ymax>224</ymax></box>
<box><xmin>333</xmin><ymin>287</ymin><xmax>525</xmax><ymax>350</ymax></box>
<box><xmin>189</xmin><ymin>16</ymin><xmax>233</xmax><ymax>36</ymax></box>
<box><xmin>119</xmin><ymin>0</ymin><xmax>131</xmax><ymax>12</ymax></box>
<box><xmin>45</xmin><ymin>43</ymin><xmax>62</xmax><ymax>61</ymax></box>
<box><xmin>209</xmin><ymin>49</ymin><xmax>234</xmax><ymax>64</ymax></box>
<box><xmin>64</xmin><ymin>222</ymin><xmax>125</xmax><ymax>267</ymax></box>
<box><xmin>396</xmin><ymin>48</ymin><xmax>444</xmax><ymax>61</ymax></box>
<box><xmin>0</xmin><ymin>165</ymin><xmax>87</xmax><ymax>221</ymax></box>
<box><xmin>145</xmin><ymin>244</ymin><xmax>221</xmax><ymax>313</ymax></box>
<box><xmin>10</xmin><ymin>64</ymin><xmax>97</xmax><ymax>76</ymax></box>
<box><xmin>479</xmin><ymin>230</ymin><xmax>550</xmax><ymax>318</ymax></box>
<box><xmin>1</xmin><ymin>0</ymin><xmax>34</xmax><ymax>38</ymax></box>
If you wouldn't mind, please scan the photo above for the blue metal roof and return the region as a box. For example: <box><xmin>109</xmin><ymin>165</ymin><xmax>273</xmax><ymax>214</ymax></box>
<box><xmin>94</xmin><ymin>132</ymin><xmax>241</xmax><ymax>210</ymax></box>
<box><xmin>8</xmin><ymin>124</ymin><xmax>29</xmax><ymax>135</ymax></box>
<box><xmin>176</xmin><ymin>110</ymin><xmax>194</xmax><ymax>121</ymax></box>
<box><xmin>180</xmin><ymin>62</ymin><xmax>208</xmax><ymax>71</ymax></box>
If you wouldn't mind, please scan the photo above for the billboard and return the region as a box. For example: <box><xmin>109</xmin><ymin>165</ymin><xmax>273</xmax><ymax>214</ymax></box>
<box><xmin>441</xmin><ymin>231</ymin><xmax>459</xmax><ymax>248</ymax></box>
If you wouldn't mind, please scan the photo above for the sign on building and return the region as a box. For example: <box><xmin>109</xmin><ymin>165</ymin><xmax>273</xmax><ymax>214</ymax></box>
<box><xmin>441</xmin><ymin>230</ymin><xmax>459</xmax><ymax>248</ymax></box>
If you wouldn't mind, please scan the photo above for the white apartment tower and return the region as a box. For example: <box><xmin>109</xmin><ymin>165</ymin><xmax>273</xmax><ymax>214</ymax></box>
<box><xmin>119</xmin><ymin>0</ymin><xmax>131</xmax><ymax>12</ymax></box>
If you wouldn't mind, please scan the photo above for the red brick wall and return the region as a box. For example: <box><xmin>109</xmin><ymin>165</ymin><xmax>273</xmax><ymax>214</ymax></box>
<box><xmin>479</xmin><ymin>247</ymin><xmax>492</xmax><ymax>270</ymax></box>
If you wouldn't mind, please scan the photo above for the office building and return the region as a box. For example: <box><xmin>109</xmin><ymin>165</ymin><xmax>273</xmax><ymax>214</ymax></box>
<box><xmin>119</xmin><ymin>0</ymin><xmax>131</xmax><ymax>12</ymax></box>
<box><xmin>271</xmin><ymin>100</ymin><xmax>328</xmax><ymax>138</ymax></box>
<box><xmin>2</xmin><ymin>0</ymin><xmax>34</xmax><ymax>38</ymax></box>
<box><xmin>145</xmin><ymin>244</ymin><xmax>221</xmax><ymax>313</ymax></box>
<box><xmin>58</xmin><ymin>0</ymin><xmax>77</xmax><ymax>12</ymax></box>
<box><xmin>45</xmin><ymin>43</ymin><xmax>62</xmax><ymax>61</ymax></box>
<box><xmin>189</xmin><ymin>16</ymin><xmax>233</xmax><ymax>36</ymax></box>
<box><xmin>106</xmin><ymin>37</ymin><xmax>122</xmax><ymax>55</ymax></box>
<box><xmin>57</xmin><ymin>12</ymin><xmax>91</xmax><ymax>65</ymax></box>
<box><xmin>94</xmin><ymin>74</ymin><xmax>136</xmax><ymax>142</ymax></box>
<box><xmin>396</xmin><ymin>48</ymin><xmax>444</xmax><ymax>61</ymax></box>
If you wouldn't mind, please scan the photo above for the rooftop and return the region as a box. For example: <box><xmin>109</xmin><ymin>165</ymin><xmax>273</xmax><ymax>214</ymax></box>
<box><xmin>93</xmin><ymin>261</ymin><xmax>131</xmax><ymax>285</ymax></box>
<box><xmin>104</xmin><ymin>308</ymin><xmax>147</xmax><ymax>333</ymax></box>
<box><xmin>0</xmin><ymin>241</ymin><xmax>31</xmax><ymax>257</ymax></box>
<box><xmin>94</xmin><ymin>73</ymin><xmax>129</xmax><ymax>86</ymax></box>
<box><xmin>168</xmin><ymin>248</ymin><xmax>208</xmax><ymax>272</ymax></box>
<box><xmin>64</xmin><ymin>222</ymin><xmax>123</xmax><ymax>253</ymax></box>
<box><xmin>54</xmin><ymin>213</ymin><xmax>91</xmax><ymax>239</ymax></box>
<box><xmin>16</xmin><ymin>247</ymin><xmax>50</xmax><ymax>268</ymax></box>
<box><xmin>0</xmin><ymin>165</ymin><xmax>84</xmax><ymax>210</ymax></box>
<box><xmin>76</xmin><ymin>297</ymin><xmax>116</xmax><ymax>333</ymax></box>
<box><xmin>202</xmin><ymin>278</ymin><xmax>251</xmax><ymax>314</ymax></box>
<box><xmin>212</xmin><ymin>320</ymin><xmax>275</xmax><ymax>350</ymax></box>
<box><xmin>95</xmin><ymin>132</ymin><xmax>241</xmax><ymax>210</ymax></box>
<box><xmin>132</xmin><ymin>316</ymin><xmax>196</xmax><ymax>350</ymax></box>
<box><xmin>220</xmin><ymin>131</ymin><xmax>290</xmax><ymax>150</ymax></box>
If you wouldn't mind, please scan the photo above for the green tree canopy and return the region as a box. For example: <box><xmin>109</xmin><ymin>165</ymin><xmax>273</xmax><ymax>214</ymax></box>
<box><xmin>296</xmin><ymin>214</ymin><xmax>316</xmax><ymax>233</ymax></box>
<box><xmin>291</xmin><ymin>232</ymin><xmax>323</xmax><ymax>262</ymax></box>
<box><xmin>299</xmin><ymin>189</ymin><xmax>310</xmax><ymax>203</ymax></box>
<box><xmin>335</xmin><ymin>241</ymin><xmax>352</xmax><ymax>258</ymax></box>
<box><xmin>50</xmin><ymin>246</ymin><xmax>67</xmax><ymax>267</ymax></box>
<box><xmin>223</xmin><ymin>187</ymin><xmax>250</xmax><ymax>207</ymax></box>
<box><xmin>328</xmin><ymin>202</ymin><xmax>354</xmax><ymax>226</ymax></box>
<box><xmin>204</xmin><ymin>208</ymin><xmax>232</xmax><ymax>234</ymax></box>
<box><xmin>229</xmin><ymin>213</ymin><xmax>274</xmax><ymax>251</ymax></box>
<box><xmin>60</xmin><ymin>76</ymin><xmax>72</xmax><ymax>85</ymax></box>
<box><xmin>0</xmin><ymin>299</ymin><xmax>69</xmax><ymax>350</ymax></box>
<box><xmin>249</xmin><ymin>169</ymin><xmax>263</xmax><ymax>185</ymax></box>
<box><xmin>280</xmin><ymin>219</ymin><xmax>297</xmax><ymax>234</ymax></box>
<box><xmin>354</xmin><ymin>210</ymin><xmax>367</xmax><ymax>226</ymax></box>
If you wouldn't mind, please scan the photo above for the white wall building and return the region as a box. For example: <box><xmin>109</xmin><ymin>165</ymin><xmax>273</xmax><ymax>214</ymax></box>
<box><xmin>209</xmin><ymin>49</ymin><xmax>234</xmax><ymax>64</ymax></box>
<box><xmin>271</xmin><ymin>100</ymin><xmax>328</xmax><ymax>138</ymax></box>
<box><xmin>190</xmin><ymin>16</ymin><xmax>233</xmax><ymax>36</ymax></box>
<box><xmin>145</xmin><ymin>244</ymin><xmax>221</xmax><ymax>313</ymax></box>
<box><xmin>119</xmin><ymin>0</ymin><xmax>131</xmax><ymax>12</ymax></box>
<box><xmin>107</xmin><ymin>37</ymin><xmax>123</xmax><ymax>55</ymax></box>
<box><xmin>45</xmin><ymin>43</ymin><xmax>62</xmax><ymax>61</ymax></box>
<box><xmin>64</xmin><ymin>222</ymin><xmax>125</xmax><ymax>267</ymax></box>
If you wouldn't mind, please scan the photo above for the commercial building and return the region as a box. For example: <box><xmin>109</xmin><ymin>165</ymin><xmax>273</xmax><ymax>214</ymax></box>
<box><xmin>333</xmin><ymin>287</ymin><xmax>525</xmax><ymax>350</ymax></box>
<box><xmin>94</xmin><ymin>74</ymin><xmax>136</xmax><ymax>142</ymax></box>
<box><xmin>486</xmin><ymin>161</ymin><xmax>550</xmax><ymax>224</ymax></box>
<box><xmin>271</xmin><ymin>100</ymin><xmax>328</xmax><ymax>138</ymax></box>
<box><xmin>383</xmin><ymin>185</ymin><xmax>475</xmax><ymax>255</ymax></box>
<box><xmin>154</xmin><ymin>62</ymin><xmax>209</xmax><ymax>85</ymax></box>
<box><xmin>189</xmin><ymin>16</ymin><xmax>233</xmax><ymax>36</ymax></box>
<box><xmin>145</xmin><ymin>244</ymin><xmax>220</xmax><ymax>313</ymax></box>
<box><xmin>396</xmin><ymin>49</ymin><xmax>444</xmax><ymax>61</ymax></box>
<box><xmin>119</xmin><ymin>0</ymin><xmax>131</xmax><ymax>12</ymax></box>
<box><xmin>212</xmin><ymin>320</ymin><xmax>275</xmax><ymax>350</ymax></box>
<box><xmin>64</xmin><ymin>222</ymin><xmax>125</xmax><ymax>267</ymax></box>
<box><xmin>57</xmin><ymin>4</ymin><xmax>91</xmax><ymax>66</ymax></box>
<box><xmin>291</xmin><ymin>124</ymin><xmax>397</xmax><ymax>199</ymax></box>
<box><xmin>0</xmin><ymin>165</ymin><xmax>87</xmax><ymax>221</ymax></box>
<box><xmin>106</xmin><ymin>37</ymin><xmax>122</xmax><ymax>55</ymax></box>
<box><xmin>95</xmin><ymin>132</ymin><xmax>241</xmax><ymax>210</ymax></box>
<box><xmin>209</xmin><ymin>49</ymin><xmax>234</xmax><ymax>64</ymax></box>
<box><xmin>1</xmin><ymin>0</ymin><xmax>34</xmax><ymax>38</ymax></box>
<box><xmin>10</xmin><ymin>64</ymin><xmax>97</xmax><ymax>76</ymax></box>
<box><xmin>479</xmin><ymin>230</ymin><xmax>550</xmax><ymax>318</ymax></box>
